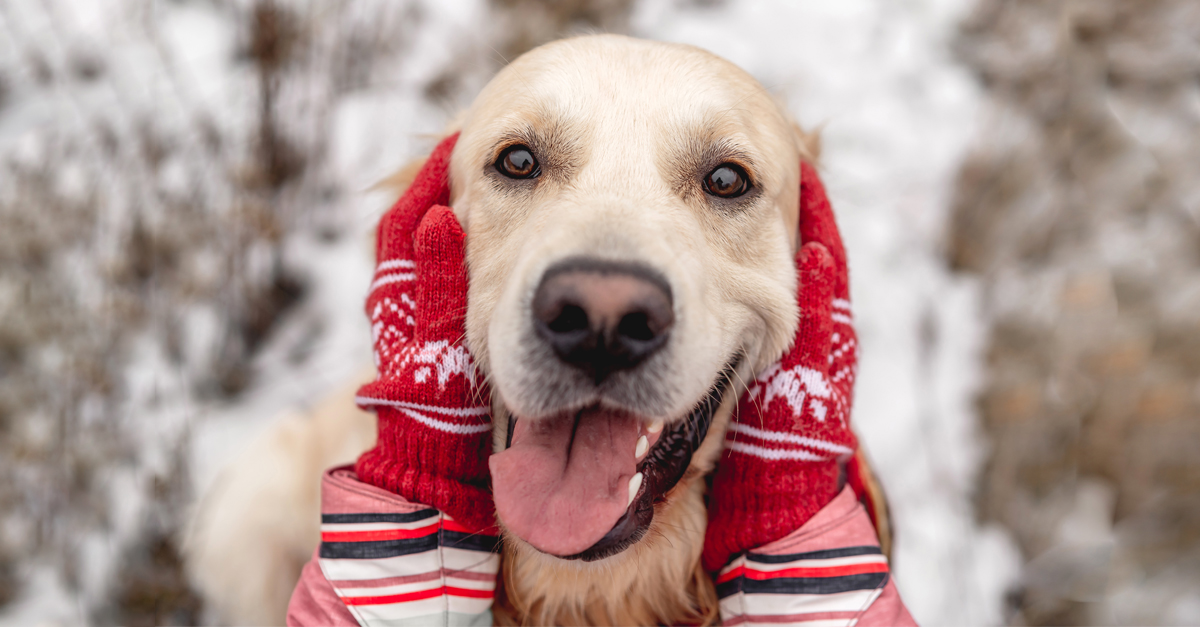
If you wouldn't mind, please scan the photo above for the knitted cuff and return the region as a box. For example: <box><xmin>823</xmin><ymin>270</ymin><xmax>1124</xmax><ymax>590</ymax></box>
<box><xmin>355</xmin><ymin>406</ymin><xmax>495</xmax><ymax>532</ymax></box>
<box><xmin>703</xmin><ymin>461</ymin><xmax>840</xmax><ymax>572</ymax></box>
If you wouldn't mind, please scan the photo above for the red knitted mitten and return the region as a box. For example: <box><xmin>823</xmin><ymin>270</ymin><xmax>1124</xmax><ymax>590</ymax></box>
<box><xmin>354</xmin><ymin>134</ymin><xmax>495</xmax><ymax>533</ymax></box>
<box><xmin>702</xmin><ymin>163</ymin><xmax>859</xmax><ymax>572</ymax></box>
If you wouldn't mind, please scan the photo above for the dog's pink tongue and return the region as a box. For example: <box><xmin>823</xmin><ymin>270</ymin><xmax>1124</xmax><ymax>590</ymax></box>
<box><xmin>490</xmin><ymin>408</ymin><xmax>640</xmax><ymax>556</ymax></box>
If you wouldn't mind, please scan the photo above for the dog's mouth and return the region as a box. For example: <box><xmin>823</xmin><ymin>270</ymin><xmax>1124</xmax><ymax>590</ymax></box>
<box><xmin>490</xmin><ymin>358</ymin><xmax>738</xmax><ymax>562</ymax></box>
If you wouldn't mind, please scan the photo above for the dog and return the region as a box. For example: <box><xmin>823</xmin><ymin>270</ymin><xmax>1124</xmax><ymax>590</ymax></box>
<box><xmin>187</xmin><ymin>34</ymin><xmax>890</xmax><ymax>626</ymax></box>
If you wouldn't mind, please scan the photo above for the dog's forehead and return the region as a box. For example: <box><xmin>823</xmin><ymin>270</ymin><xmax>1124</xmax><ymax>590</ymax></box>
<box><xmin>519</xmin><ymin>44</ymin><xmax>750</xmax><ymax>116</ymax></box>
<box><xmin>451</xmin><ymin>35</ymin><xmax>802</xmax><ymax>240</ymax></box>
<box><xmin>463</xmin><ymin>36</ymin><xmax>788</xmax><ymax>156</ymax></box>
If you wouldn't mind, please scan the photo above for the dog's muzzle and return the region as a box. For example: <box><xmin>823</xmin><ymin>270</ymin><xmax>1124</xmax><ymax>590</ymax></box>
<box><xmin>490</xmin><ymin>255</ymin><xmax>738</xmax><ymax>560</ymax></box>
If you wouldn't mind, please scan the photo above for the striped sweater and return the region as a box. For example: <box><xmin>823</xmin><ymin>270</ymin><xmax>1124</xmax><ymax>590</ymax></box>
<box><xmin>287</xmin><ymin>467</ymin><xmax>914</xmax><ymax>626</ymax></box>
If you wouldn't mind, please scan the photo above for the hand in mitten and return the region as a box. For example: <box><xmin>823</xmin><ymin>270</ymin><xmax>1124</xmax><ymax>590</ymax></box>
<box><xmin>702</xmin><ymin>163</ymin><xmax>858</xmax><ymax>572</ymax></box>
<box><xmin>354</xmin><ymin>134</ymin><xmax>496</xmax><ymax>533</ymax></box>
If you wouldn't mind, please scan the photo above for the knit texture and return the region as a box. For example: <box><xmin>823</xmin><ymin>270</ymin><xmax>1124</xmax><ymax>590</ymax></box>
<box><xmin>703</xmin><ymin>163</ymin><xmax>860</xmax><ymax>572</ymax></box>
<box><xmin>354</xmin><ymin>134</ymin><xmax>497</xmax><ymax>533</ymax></box>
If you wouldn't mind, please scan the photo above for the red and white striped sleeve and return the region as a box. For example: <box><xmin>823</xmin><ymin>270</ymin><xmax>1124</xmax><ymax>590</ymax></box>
<box><xmin>287</xmin><ymin>466</ymin><xmax>499</xmax><ymax>627</ymax></box>
<box><xmin>715</xmin><ymin>486</ymin><xmax>917</xmax><ymax>627</ymax></box>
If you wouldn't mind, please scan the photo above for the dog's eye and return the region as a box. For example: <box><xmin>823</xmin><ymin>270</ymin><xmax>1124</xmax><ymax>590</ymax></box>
<box><xmin>703</xmin><ymin>163</ymin><xmax>750</xmax><ymax>198</ymax></box>
<box><xmin>496</xmin><ymin>145</ymin><xmax>540</xmax><ymax>179</ymax></box>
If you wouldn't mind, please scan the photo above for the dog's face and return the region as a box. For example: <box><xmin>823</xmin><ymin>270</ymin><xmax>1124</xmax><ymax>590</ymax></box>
<box><xmin>449</xmin><ymin>35</ymin><xmax>804</xmax><ymax>565</ymax></box>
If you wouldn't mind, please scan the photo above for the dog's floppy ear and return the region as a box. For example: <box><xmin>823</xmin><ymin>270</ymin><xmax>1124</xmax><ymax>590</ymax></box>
<box><xmin>367</xmin><ymin>134</ymin><xmax>458</xmax><ymax>263</ymax></box>
<box><xmin>798</xmin><ymin>161</ymin><xmax>848</xmax><ymax>302</ymax></box>
<box><xmin>374</xmin><ymin>113</ymin><xmax>468</xmax><ymax>197</ymax></box>
<box><xmin>372</xmin><ymin>133</ymin><xmax>458</xmax><ymax>265</ymax></box>
<box><xmin>373</xmin><ymin>156</ymin><xmax>429</xmax><ymax>199</ymax></box>
<box><xmin>792</xmin><ymin>121</ymin><xmax>821</xmax><ymax>166</ymax></box>
<box><xmin>367</xmin><ymin>161</ymin><xmax>428</xmax><ymax>267</ymax></box>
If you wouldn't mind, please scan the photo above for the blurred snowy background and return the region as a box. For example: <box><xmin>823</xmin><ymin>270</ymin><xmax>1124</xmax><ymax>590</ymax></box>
<box><xmin>0</xmin><ymin>0</ymin><xmax>1197</xmax><ymax>624</ymax></box>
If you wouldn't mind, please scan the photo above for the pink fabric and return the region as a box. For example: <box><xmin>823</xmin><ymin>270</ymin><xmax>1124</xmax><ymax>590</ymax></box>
<box><xmin>717</xmin><ymin>486</ymin><xmax>917</xmax><ymax>626</ymax></box>
<box><xmin>321</xmin><ymin>466</ymin><xmax>426</xmax><ymax>515</ymax></box>
<box><xmin>287</xmin><ymin>548</ymin><xmax>359</xmax><ymax>627</ymax></box>
<box><xmin>287</xmin><ymin>466</ymin><xmax>501</xmax><ymax>626</ymax></box>
<box><xmin>858</xmin><ymin>578</ymin><xmax>917</xmax><ymax>626</ymax></box>
<box><xmin>288</xmin><ymin>467</ymin><xmax>424</xmax><ymax>626</ymax></box>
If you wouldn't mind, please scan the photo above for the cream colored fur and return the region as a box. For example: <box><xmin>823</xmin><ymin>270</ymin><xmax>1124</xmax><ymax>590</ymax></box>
<box><xmin>187</xmin><ymin>35</ymin><xmax>817</xmax><ymax>625</ymax></box>
<box><xmin>185</xmin><ymin>378</ymin><xmax>376</xmax><ymax>624</ymax></box>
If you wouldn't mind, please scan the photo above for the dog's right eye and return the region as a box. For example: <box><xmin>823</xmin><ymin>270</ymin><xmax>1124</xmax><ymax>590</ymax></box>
<box><xmin>495</xmin><ymin>145</ymin><xmax>540</xmax><ymax>179</ymax></box>
<box><xmin>703</xmin><ymin>163</ymin><xmax>750</xmax><ymax>199</ymax></box>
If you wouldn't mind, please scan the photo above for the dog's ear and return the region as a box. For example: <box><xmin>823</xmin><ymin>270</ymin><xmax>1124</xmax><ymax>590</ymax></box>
<box><xmin>792</xmin><ymin>121</ymin><xmax>821</xmax><ymax>167</ymax></box>
<box><xmin>372</xmin><ymin>156</ymin><xmax>429</xmax><ymax>199</ymax></box>
<box><xmin>367</xmin><ymin>130</ymin><xmax>460</xmax><ymax>262</ymax></box>
<box><xmin>374</xmin><ymin>121</ymin><xmax>465</xmax><ymax>199</ymax></box>
<box><xmin>365</xmin><ymin>156</ymin><xmax>430</xmax><ymax>265</ymax></box>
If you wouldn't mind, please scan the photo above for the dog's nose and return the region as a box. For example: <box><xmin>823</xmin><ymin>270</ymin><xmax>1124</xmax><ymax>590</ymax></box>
<box><xmin>533</xmin><ymin>259</ymin><xmax>674</xmax><ymax>382</ymax></box>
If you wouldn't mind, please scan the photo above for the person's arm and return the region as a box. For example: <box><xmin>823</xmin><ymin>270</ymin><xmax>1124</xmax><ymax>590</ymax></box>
<box><xmin>288</xmin><ymin>467</ymin><xmax>499</xmax><ymax>627</ymax></box>
<box><xmin>713</xmin><ymin>485</ymin><xmax>915</xmax><ymax>626</ymax></box>
<box><xmin>288</xmin><ymin>134</ymin><xmax>501</xmax><ymax>626</ymax></box>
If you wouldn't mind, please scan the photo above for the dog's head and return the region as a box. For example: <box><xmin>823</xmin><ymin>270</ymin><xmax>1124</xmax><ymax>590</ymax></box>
<box><xmin>448</xmin><ymin>35</ymin><xmax>808</xmax><ymax>564</ymax></box>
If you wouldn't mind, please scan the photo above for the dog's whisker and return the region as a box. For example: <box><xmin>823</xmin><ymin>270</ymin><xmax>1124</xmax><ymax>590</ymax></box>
<box><xmin>486</xmin><ymin>43</ymin><xmax>511</xmax><ymax>66</ymax></box>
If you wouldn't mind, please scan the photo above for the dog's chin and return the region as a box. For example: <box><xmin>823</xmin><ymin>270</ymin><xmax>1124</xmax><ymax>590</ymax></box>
<box><xmin>491</xmin><ymin>356</ymin><xmax>739</xmax><ymax>563</ymax></box>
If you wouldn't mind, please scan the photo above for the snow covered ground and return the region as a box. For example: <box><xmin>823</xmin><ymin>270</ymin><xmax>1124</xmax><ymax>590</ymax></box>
<box><xmin>0</xmin><ymin>0</ymin><xmax>1021</xmax><ymax>623</ymax></box>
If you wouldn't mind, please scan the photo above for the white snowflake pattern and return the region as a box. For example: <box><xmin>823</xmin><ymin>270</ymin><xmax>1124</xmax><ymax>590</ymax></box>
<box><xmin>370</xmin><ymin>294</ymin><xmax>417</xmax><ymax>378</ymax></box>
<box><xmin>748</xmin><ymin>361</ymin><xmax>849</xmax><ymax>429</ymax></box>
<box><xmin>395</xmin><ymin>340</ymin><xmax>476</xmax><ymax>388</ymax></box>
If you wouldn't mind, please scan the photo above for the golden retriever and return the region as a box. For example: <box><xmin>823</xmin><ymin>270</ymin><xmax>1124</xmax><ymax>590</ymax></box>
<box><xmin>187</xmin><ymin>34</ymin><xmax>888</xmax><ymax>626</ymax></box>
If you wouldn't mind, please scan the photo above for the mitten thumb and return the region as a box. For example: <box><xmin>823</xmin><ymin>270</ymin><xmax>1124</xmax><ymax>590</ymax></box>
<box><xmin>413</xmin><ymin>205</ymin><xmax>469</xmax><ymax>340</ymax></box>
<box><xmin>788</xmin><ymin>242</ymin><xmax>836</xmax><ymax>370</ymax></box>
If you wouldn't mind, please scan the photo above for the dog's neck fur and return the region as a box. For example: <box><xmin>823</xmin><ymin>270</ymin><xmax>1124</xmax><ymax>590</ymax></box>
<box><xmin>492</xmin><ymin>395</ymin><xmax>737</xmax><ymax>626</ymax></box>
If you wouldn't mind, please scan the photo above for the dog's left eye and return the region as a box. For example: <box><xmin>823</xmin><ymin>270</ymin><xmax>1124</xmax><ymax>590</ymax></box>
<box><xmin>703</xmin><ymin>163</ymin><xmax>750</xmax><ymax>198</ymax></box>
<box><xmin>496</xmin><ymin>145</ymin><xmax>541</xmax><ymax>179</ymax></box>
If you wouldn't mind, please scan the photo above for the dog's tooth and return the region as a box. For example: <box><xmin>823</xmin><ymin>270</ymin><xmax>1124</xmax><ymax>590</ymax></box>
<box><xmin>627</xmin><ymin>473</ymin><xmax>643</xmax><ymax>507</ymax></box>
<box><xmin>635</xmin><ymin>435</ymin><xmax>649</xmax><ymax>458</ymax></box>
<box><xmin>646</xmin><ymin>420</ymin><xmax>664</xmax><ymax>434</ymax></box>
